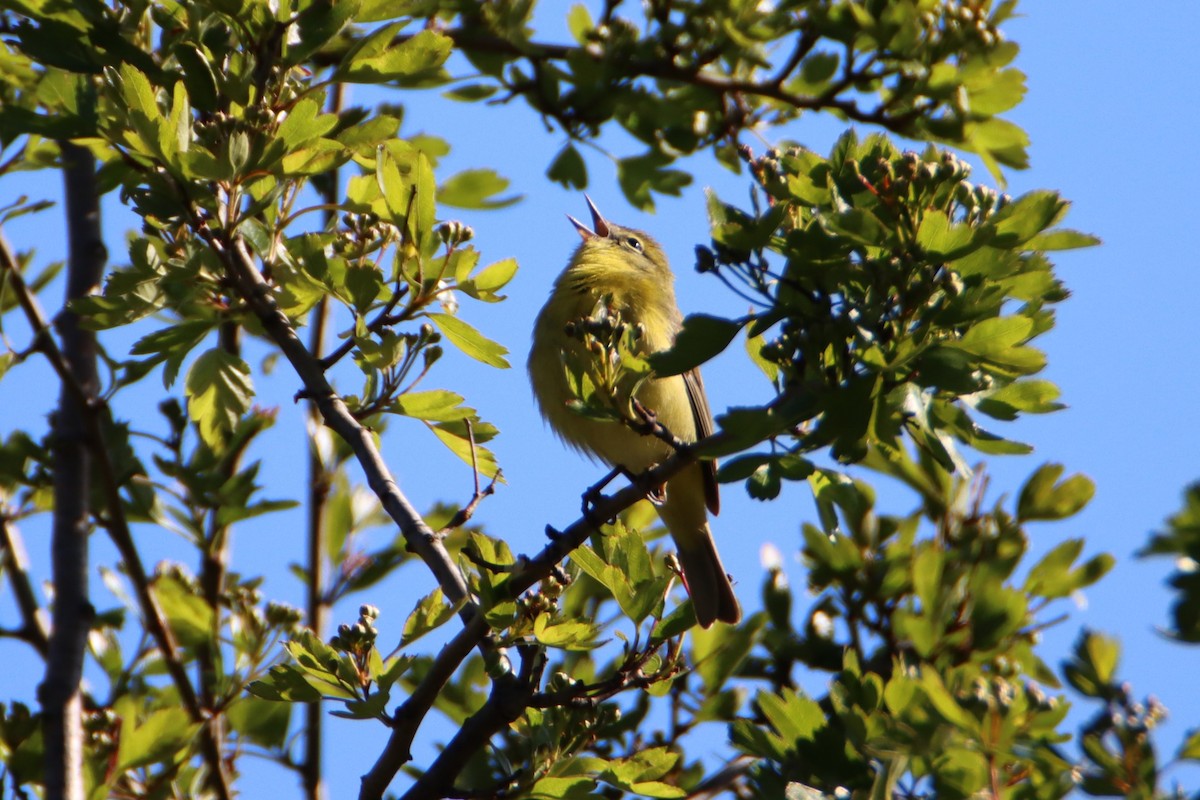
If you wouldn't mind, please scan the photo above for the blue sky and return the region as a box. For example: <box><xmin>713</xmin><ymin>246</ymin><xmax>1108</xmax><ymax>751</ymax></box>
<box><xmin>2</xmin><ymin>2</ymin><xmax>1199</xmax><ymax>796</ymax></box>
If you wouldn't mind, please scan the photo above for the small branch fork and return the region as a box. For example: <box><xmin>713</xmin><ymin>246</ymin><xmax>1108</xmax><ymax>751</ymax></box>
<box><xmin>438</xmin><ymin>418</ymin><xmax>501</xmax><ymax>536</ymax></box>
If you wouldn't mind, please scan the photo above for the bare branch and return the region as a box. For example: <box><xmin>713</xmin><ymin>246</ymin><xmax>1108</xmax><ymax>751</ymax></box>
<box><xmin>40</xmin><ymin>140</ymin><xmax>104</xmax><ymax>800</ymax></box>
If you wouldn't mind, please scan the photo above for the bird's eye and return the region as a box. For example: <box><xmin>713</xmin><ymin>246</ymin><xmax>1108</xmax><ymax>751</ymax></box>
<box><xmin>626</xmin><ymin>236</ymin><xmax>643</xmax><ymax>252</ymax></box>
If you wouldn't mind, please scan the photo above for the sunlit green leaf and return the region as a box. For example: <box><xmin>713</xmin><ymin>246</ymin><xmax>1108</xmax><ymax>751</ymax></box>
<box><xmin>428</xmin><ymin>312</ymin><xmax>510</xmax><ymax>368</ymax></box>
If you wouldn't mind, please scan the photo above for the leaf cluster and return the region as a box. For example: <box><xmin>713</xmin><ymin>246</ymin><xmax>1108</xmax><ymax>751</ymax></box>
<box><xmin>654</xmin><ymin>132</ymin><xmax>1096</xmax><ymax>499</ymax></box>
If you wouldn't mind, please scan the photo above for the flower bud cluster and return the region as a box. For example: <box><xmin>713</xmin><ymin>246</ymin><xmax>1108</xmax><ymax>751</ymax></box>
<box><xmin>922</xmin><ymin>1</ymin><xmax>1004</xmax><ymax>51</ymax></box>
<box><xmin>437</xmin><ymin>220</ymin><xmax>475</xmax><ymax>247</ymax></box>
<box><xmin>333</xmin><ymin>211</ymin><xmax>399</xmax><ymax>256</ymax></box>
<box><xmin>331</xmin><ymin>604</ymin><xmax>380</xmax><ymax>657</ymax></box>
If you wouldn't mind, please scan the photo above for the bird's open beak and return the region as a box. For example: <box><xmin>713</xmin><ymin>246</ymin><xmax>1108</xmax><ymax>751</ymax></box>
<box><xmin>566</xmin><ymin>195</ymin><xmax>611</xmax><ymax>240</ymax></box>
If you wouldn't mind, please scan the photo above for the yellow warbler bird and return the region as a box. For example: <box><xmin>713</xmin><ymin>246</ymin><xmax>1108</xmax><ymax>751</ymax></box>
<box><xmin>528</xmin><ymin>197</ymin><xmax>741</xmax><ymax>628</ymax></box>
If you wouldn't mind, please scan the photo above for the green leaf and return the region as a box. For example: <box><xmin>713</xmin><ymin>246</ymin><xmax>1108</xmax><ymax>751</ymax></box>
<box><xmin>429</xmin><ymin>424</ymin><xmax>501</xmax><ymax>479</ymax></box>
<box><xmin>174</xmin><ymin>43</ymin><xmax>219</xmax><ymax>113</ymax></box>
<box><xmin>226</xmin><ymin>697</ymin><xmax>290</xmax><ymax>749</ymax></box>
<box><xmin>566</xmin><ymin>3</ymin><xmax>593</xmax><ymax>43</ymax></box>
<box><xmin>912</xmin><ymin>544</ymin><xmax>943</xmax><ymax>611</ymax></box>
<box><xmin>967</xmin><ymin>117</ymin><xmax>1030</xmax><ymax>176</ymax></box>
<box><xmin>1017</xmin><ymin>463</ymin><xmax>1095</xmax><ymax>522</ymax></box>
<box><xmin>601</xmin><ymin>747</ymin><xmax>682</xmax><ymax>795</ymax></box>
<box><xmin>692</xmin><ymin>613</ymin><xmax>766</xmax><ymax>694</ymax></box>
<box><xmin>129</xmin><ymin>320</ymin><xmax>214</xmax><ymax>388</ymax></box>
<box><xmin>746</xmin><ymin>463</ymin><xmax>781</xmax><ymax>500</ymax></box>
<box><xmin>791</xmin><ymin>51</ymin><xmax>839</xmax><ymax>94</ymax></box>
<box><xmin>548</xmin><ymin>143</ymin><xmax>587</xmax><ymax>189</ymax></box>
<box><xmin>337</xmin><ymin>114</ymin><xmax>402</xmax><ymax>151</ymax></box>
<box><xmin>989</xmin><ymin>191</ymin><xmax>1067</xmax><ymax>248</ymax></box>
<box><xmin>966</xmin><ymin>67</ymin><xmax>1026</xmax><ymax>115</ymax></box>
<box><xmin>919</xmin><ymin>670</ymin><xmax>975</xmax><ymax>731</ymax></box>
<box><xmin>375</xmin><ymin>143</ymin><xmax>412</xmax><ymax>227</ymax></box>
<box><xmin>427</xmin><ymin>312</ymin><xmax>510</xmax><ymax>368</ymax></box>
<box><xmin>117</xmin><ymin>63</ymin><xmax>162</xmax><ymax>155</ymax></box>
<box><xmin>336</xmin><ymin>27</ymin><xmax>452</xmax><ymax>84</ymax></box>
<box><xmin>932</xmin><ymin>747</ymin><xmax>989</xmax><ymax>797</ymax></box>
<box><xmin>247</xmin><ymin>664</ymin><xmax>322</xmax><ymax>703</ymax></box>
<box><xmin>438</xmin><ymin>168</ymin><xmax>520</xmax><ymax>209</ymax></box>
<box><xmin>472</xmin><ymin>256</ymin><xmax>519</xmax><ymax>293</ymax></box>
<box><xmin>617</xmin><ymin>152</ymin><xmax>691</xmax><ymax>211</ymax></box>
<box><xmin>277</xmin><ymin>96</ymin><xmax>338</xmax><ymax>149</ymax></box>
<box><xmin>460</xmin><ymin>256</ymin><xmax>519</xmax><ymax>301</ymax></box>
<box><xmin>649</xmin><ymin>315</ymin><xmax>745</xmax><ymax>376</ymax></box>
<box><xmin>160</xmin><ymin>80</ymin><xmax>190</xmax><ymax>168</ymax></box>
<box><xmin>958</xmin><ymin>316</ymin><xmax>1033</xmax><ymax>356</ymax></box>
<box><xmin>375</xmin><ymin>654</ymin><xmax>417</xmax><ymax>692</ymax></box>
<box><xmin>153</xmin><ymin>574</ymin><xmax>212</xmax><ymax>648</ymax></box>
<box><xmin>288</xmin><ymin>0</ymin><xmax>360</xmax><ymax>64</ymax></box>
<box><xmin>1063</xmin><ymin>630</ymin><xmax>1121</xmax><ymax>697</ymax></box>
<box><xmin>972</xmin><ymin>379</ymin><xmax>1063</xmax><ymax>420</ymax></box>
<box><xmin>185</xmin><ymin>348</ymin><xmax>254</xmax><ymax>447</ymax></box>
<box><xmin>757</xmin><ymin>688</ymin><xmax>824</xmax><ymax>745</ymax></box>
<box><xmin>532</xmin><ymin>613</ymin><xmax>603</xmax><ymax>650</ymax></box>
<box><xmin>650</xmin><ymin>601</ymin><xmax>695</xmax><ymax>642</ymax></box>
<box><xmin>442</xmin><ymin>83</ymin><xmax>499</xmax><ymax>102</ymax></box>
<box><xmin>916</xmin><ymin>210</ymin><xmax>982</xmax><ymax>260</ymax></box>
<box><xmin>332</xmin><ymin>689</ymin><xmax>391</xmax><ymax>720</ymax></box>
<box><xmin>744</xmin><ymin>326</ymin><xmax>780</xmax><ymax>385</ymax></box>
<box><xmin>529</xmin><ymin>776</ymin><xmax>597</xmax><ymax>799</ymax></box>
<box><xmin>116</xmin><ymin>708</ymin><xmax>199</xmax><ymax>771</ymax></box>
<box><xmin>393</xmin><ymin>390</ymin><xmax>472</xmax><ymax>422</ymax></box>
<box><xmin>400</xmin><ymin>587</ymin><xmax>461</xmax><ymax>647</ymax></box>
<box><xmin>1178</xmin><ymin>729</ymin><xmax>1200</xmax><ymax>761</ymax></box>
<box><xmin>411</xmin><ymin>150</ymin><xmax>436</xmax><ymax>250</ymax></box>
<box><xmin>731</xmin><ymin>718</ymin><xmax>788</xmax><ymax>761</ymax></box>
<box><xmin>1026</xmin><ymin>539</ymin><xmax>1114</xmax><ymax>600</ymax></box>
<box><xmin>572</xmin><ymin>533</ymin><xmax>663</xmax><ymax>624</ymax></box>
<box><xmin>1024</xmin><ymin>228</ymin><xmax>1101</xmax><ymax>251</ymax></box>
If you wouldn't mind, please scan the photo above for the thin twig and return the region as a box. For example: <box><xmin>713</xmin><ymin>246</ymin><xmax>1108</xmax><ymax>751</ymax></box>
<box><xmin>437</xmin><ymin>419</ymin><xmax>501</xmax><ymax>535</ymax></box>
<box><xmin>303</xmin><ymin>79</ymin><xmax>344</xmax><ymax>800</ymax></box>
<box><xmin>0</xmin><ymin>517</ymin><xmax>49</xmax><ymax>655</ymax></box>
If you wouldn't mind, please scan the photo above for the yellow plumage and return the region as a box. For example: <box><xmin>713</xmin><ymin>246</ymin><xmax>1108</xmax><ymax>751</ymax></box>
<box><xmin>528</xmin><ymin>197</ymin><xmax>741</xmax><ymax>628</ymax></box>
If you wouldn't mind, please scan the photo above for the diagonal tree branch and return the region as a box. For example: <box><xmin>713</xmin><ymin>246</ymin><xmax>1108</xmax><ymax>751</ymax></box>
<box><xmin>398</xmin><ymin>647</ymin><xmax>543</xmax><ymax>800</ymax></box>
<box><xmin>313</xmin><ymin>27</ymin><xmax>934</xmax><ymax>138</ymax></box>
<box><xmin>215</xmin><ymin>236</ymin><xmax>477</xmax><ymax>619</ymax></box>
<box><xmin>359</xmin><ymin>613</ymin><xmax>489</xmax><ymax>800</ymax></box>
